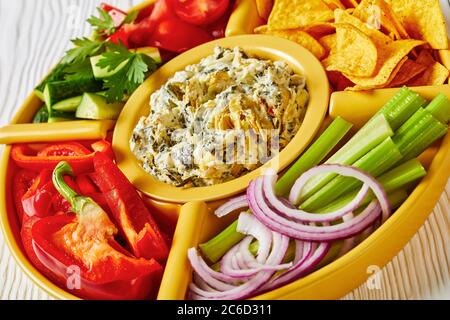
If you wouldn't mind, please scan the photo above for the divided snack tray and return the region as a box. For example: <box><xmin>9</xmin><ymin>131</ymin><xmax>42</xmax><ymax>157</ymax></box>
<box><xmin>1</xmin><ymin>0</ymin><xmax>449</xmax><ymax>300</ymax></box>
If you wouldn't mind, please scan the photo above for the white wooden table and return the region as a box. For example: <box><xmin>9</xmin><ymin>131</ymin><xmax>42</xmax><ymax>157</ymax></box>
<box><xmin>0</xmin><ymin>0</ymin><xmax>449</xmax><ymax>300</ymax></box>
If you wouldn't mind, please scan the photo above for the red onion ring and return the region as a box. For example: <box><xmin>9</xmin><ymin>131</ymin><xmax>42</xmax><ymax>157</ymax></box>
<box><xmin>288</xmin><ymin>164</ymin><xmax>391</xmax><ymax>221</ymax></box>
<box><xmin>263</xmin><ymin>169</ymin><xmax>370</xmax><ymax>222</ymax></box>
<box><xmin>215</xmin><ymin>195</ymin><xmax>249</xmax><ymax>218</ymax></box>
<box><xmin>249</xmin><ymin>177</ymin><xmax>383</xmax><ymax>241</ymax></box>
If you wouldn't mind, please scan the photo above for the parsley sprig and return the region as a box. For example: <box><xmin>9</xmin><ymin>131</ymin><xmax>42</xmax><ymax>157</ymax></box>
<box><xmin>87</xmin><ymin>8</ymin><xmax>116</xmax><ymax>36</ymax></box>
<box><xmin>62</xmin><ymin>37</ymin><xmax>105</xmax><ymax>64</ymax></box>
<box><xmin>95</xmin><ymin>42</ymin><xmax>157</xmax><ymax>102</ymax></box>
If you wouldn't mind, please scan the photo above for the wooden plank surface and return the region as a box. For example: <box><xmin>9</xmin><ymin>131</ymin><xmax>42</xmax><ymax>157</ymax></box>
<box><xmin>0</xmin><ymin>0</ymin><xmax>449</xmax><ymax>300</ymax></box>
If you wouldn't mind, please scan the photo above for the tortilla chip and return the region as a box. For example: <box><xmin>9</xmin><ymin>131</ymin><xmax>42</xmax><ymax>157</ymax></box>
<box><xmin>341</xmin><ymin>0</ymin><xmax>359</xmax><ymax>8</ymax></box>
<box><xmin>256</xmin><ymin>0</ymin><xmax>274</xmax><ymax>20</ymax></box>
<box><xmin>353</xmin><ymin>0</ymin><xmax>410</xmax><ymax>40</ymax></box>
<box><xmin>386</xmin><ymin>0</ymin><xmax>448</xmax><ymax>49</ymax></box>
<box><xmin>318</xmin><ymin>33</ymin><xmax>337</xmax><ymax>55</ymax></box>
<box><xmin>255</xmin><ymin>25</ymin><xmax>326</xmax><ymax>59</ymax></box>
<box><xmin>334</xmin><ymin>8</ymin><xmax>392</xmax><ymax>47</ymax></box>
<box><xmin>304</xmin><ymin>23</ymin><xmax>336</xmax><ymax>39</ymax></box>
<box><xmin>268</xmin><ymin>0</ymin><xmax>334</xmax><ymax>30</ymax></box>
<box><xmin>345</xmin><ymin>39</ymin><xmax>425</xmax><ymax>90</ymax></box>
<box><xmin>323</xmin><ymin>0</ymin><xmax>345</xmax><ymax>10</ymax></box>
<box><xmin>407</xmin><ymin>50</ymin><xmax>450</xmax><ymax>86</ymax></box>
<box><xmin>323</xmin><ymin>24</ymin><xmax>378</xmax><ymax>77</ymax></box>
<box><xmin>387</xmin><ymin>59</ymin><xmax>428</xmax><ymax>87</ymax></box>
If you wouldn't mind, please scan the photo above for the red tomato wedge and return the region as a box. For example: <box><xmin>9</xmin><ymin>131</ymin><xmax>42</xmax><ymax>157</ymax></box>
<box><xmin>172</xmin><ymin>0</ymin><xmax>230</xmax><ymax>26</ymax></box>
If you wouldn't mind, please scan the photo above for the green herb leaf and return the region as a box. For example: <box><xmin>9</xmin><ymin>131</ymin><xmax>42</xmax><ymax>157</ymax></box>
<box><xmin>97</xmin><ymin>42</ymin><xmax>157</xmax><ymax>102</ymax></box>
<box><xmin>62</xmin><ymin>37</ymin><xmax>104</xmax><ymax>64</ymax></box>
<box><xmin>87</xmin><ymin>7</ymin><xmax>116</xmax><ymax>36</ymax></box>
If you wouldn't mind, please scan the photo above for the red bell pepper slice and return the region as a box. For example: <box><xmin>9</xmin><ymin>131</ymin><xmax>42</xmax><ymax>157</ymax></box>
<box><xmin>13</xmin><ymin>170</ymin><xmax>37</xmax><ymax>224</ymax></box>
<box><xmin>92</xmin><ymin>153</ymin><xmax>169</xmax><ymax>262</ymax></box>
<box><xmin>91</xmin><ymin>140</ymin><xmax>115</xmax><ymax>160</ymax></box>
<box><xmin>27</xmin><ymin>162</ymin><xmax>164</xmax><ymax>300</ymax></box>
<box><xmin>11</xmin><ymin>143</ymin><xmax>95</xmax><ymax>173</ymax></box>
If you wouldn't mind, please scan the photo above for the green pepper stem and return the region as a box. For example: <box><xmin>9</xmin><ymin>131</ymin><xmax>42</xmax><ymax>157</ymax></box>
<box><xmin>52</xmin><ymin>161</ymin><xmax>90</xmax><ymax>213</ymax></box>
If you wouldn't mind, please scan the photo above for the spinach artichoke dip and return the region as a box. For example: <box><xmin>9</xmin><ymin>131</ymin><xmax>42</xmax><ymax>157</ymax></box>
<box><xmin>130</xmin><ymin>46</ymin><xmax>309</xmax><ymax>187</ymax></box>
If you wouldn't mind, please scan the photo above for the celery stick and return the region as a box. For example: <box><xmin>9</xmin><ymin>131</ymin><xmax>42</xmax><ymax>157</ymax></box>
<box><xmin>298</xmin><ymin>114</ymin><xmax>393</xmax><ymax>202</ymax></box>
<box><xmin>199</xmin><ymin>220</ymin><xmax>244</xmax><ymax>263</ymax></box>
<box><xmin>317</xmin><ymin>159</ymin><xmax>425</xmax><ymax>213</ymax></box>
<box><xmin>300</xmin><ymin>138</ymin><xmax>403</xmax><ymax>212</ymax></box>
<box><xmin>375</xmin><ymin>86</ymin><xmax>426</xmax><ymax>130</ymax></box>
<box><xmin>393</xmin><ymin>108</ymin><xmax>448</xmax><ymax>161</ymax></box>
<box><xmin>275</xmin><ymin>117</ymin><xmax>352</xmax><ymax>196</ymax></box>
<box><xmin>425</xmin><ymin>93</ymin><xmax>450</xmax><ymax>124</ymax></box>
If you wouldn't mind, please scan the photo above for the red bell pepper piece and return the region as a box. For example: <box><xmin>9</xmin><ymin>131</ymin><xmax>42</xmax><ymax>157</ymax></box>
<box><xmin>13</xmin><ymin>170</ymin><xmax>37</xmax><ymax>224</ymax></box>
<box><xmin>11</xmin><ymin>142</ymin><xmax>95</xmax><ymax>173</ymax></box>
<box><xmin>92</xmin><ymin>153</ymin><xmax>169</xmax><ymax>262</ymax></box>
<box><xmin>91</xmin><ymin>140</ymin><xmax>115</xmax><ymax>160</ymax></box>
<box><xmin>28</xmin><ymin>161</ymin><xmax>163</xmax><ymax>300</ymax></box>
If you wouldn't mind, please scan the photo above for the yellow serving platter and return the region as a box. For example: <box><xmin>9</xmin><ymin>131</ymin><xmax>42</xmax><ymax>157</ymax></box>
<box><xmin>0</xmin><ymin>0</ymin><xmax>449</xmax><ymax>301</ymax></box>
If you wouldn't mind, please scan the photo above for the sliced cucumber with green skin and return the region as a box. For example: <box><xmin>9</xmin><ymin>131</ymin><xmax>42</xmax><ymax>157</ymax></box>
<box><xmin>135</xmin><ymin>47</ymin><xmax>162</xmax><ymax>64</ymax></box>
<box><xmin>47</xmin><ymin>110</ymin><xmax>75</xmax><ymax>123</ymax></box>
<box><xmin>76</xmin><ymin>93</ymin><xmax>124</xmax><ymax>120</ymax></box>
<box><xmin>35</xmin><ymin>62</ymin><xmax>68</xmax><ymax>99</ymax></box>
<box><xmin>52</xmin><ymin>95</ymin><xmax>83</xmax><ymax>112</ymax></box>
<box><xmin>32</xmin><ymin>106</ymin><xmax>49</xmax><ymax>123</ymax></box>
<box><xmin>90</xmin><ymin>55</ymin><xmax>129</xmax><ymax>79</ymax></box>
<box><xmin>43</xmin><ymin>75</ymin><xmax>103</xmax><ymax>107</ymax></box>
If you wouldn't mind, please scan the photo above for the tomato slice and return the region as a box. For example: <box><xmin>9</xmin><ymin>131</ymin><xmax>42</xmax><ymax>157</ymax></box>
<box><xmin>149</xmin><ymin>18</ymin><xmax>213</xmax><ymax>53</ymax></box>
<box><xmin>173</xmin><ymin>0</ymin><xmax>230</xmax><ymax>26</ymax></box>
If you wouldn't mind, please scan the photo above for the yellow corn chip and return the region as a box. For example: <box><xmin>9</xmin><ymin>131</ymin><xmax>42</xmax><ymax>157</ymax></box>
<box><xmin>353</xmin><ymin>0</ymin><xmax>410</xmax><ymax>40</ymax></box>
<box><xmin>334</xmin><ymin>8</ymin><xmax>392</xmax><ymax>47</ymax></box>
<box><xmin>323</xmin><ymin>0</ymin><xmax>345</xmax><ymax>10</ymax></box>
<box><xmin>304</xmin><ymin>23</ymin><xmax>336</xmax><ymax>39</ymax></box>
<box><xmin>256</xmin><ymin>0</ymin><xmax>274</xmax><ymax>20</ymax></box>
<box><xmin>268</xmin><ymin>0</ymin><xmax>334</xmax><ymax>30</ymax></box>
<box><xmin>387</xmin><ymin>59</ymin><xmax>428</xmax><ymax>87</ymax></box>
<box><xmin>323</xmin><ymin>24</ymin><xmax>378</xmax><ymax>77</ymax></box>
<box><xmin>255</xmin><ymin>25</ymin><xmax>326</xmax><ymax>59</ymax></box>
<box><xmin>407</xmin><ymin>50</ymin><xmax>450</xmax><ymax>86</ymax></box>
<box><xmin>318</xmin><ymin>34</ymin><xmax>337</xmax><ymax>56</ymax></box>
<box><xmin>341</xmin><ymin>0</ymin><xmax>359</xmax><ymax>8</ymax></box>
<box><xmin>345</xmin><ymin>39</ymin><xmax>425</xmax><ymax>90</ymax></box>
<box><xmin>386</xmin><ymin>0</ymin><xmax>448</xmax><ymax>49</ymax></box>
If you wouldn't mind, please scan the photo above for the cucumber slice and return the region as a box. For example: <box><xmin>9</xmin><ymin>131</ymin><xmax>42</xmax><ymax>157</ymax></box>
<box><xmin>32</xmin><ymin>106</ymin><xmax>49</xmax><ymax>123</ymax></box>
<box><xmin>90</xmin><ymin>55</ymin><xmax>129</xmax><ymax>79</ymax></box>
<box><xmin>47</xmin><ymin>110</ymin><xmax>75</xmax><ymax>123</ymax></box>
<box><xmin>52</xmin><ymin>95</ymin><xmax>83</xmax><ymax>112</ymax></box>
<box><xmin>43</xmin><ymin>75</ymin><xmax>103</xmax><ymax>107</ymax></box>
<box><xmin>76</xmin><ymin>93</ymin><xmax>124</xmax><ymax>120</ymax></box>
<box><xmin>135</xmin><ymin>47</ymin><xmax>162</xmax><ymax>64</ymax></box>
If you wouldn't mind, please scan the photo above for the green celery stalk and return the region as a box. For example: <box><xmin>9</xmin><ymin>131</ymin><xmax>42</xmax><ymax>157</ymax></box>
<box><xmin>300</xmin><ymin>137</ymin><xmax>403</xmax><ymax>212</ymax></box>
<box><xmin>275</xmin><ymin>117</ymin><xmax>352</xmax><ymax>196</ymax></box>
<box><xmin>317</xmin><ymin>159</ymin><xmax>425</xmax><ymax>213</ymax></box>
<box><xmin>199</xmin><ymin>220</ymin><xmax>244</xmax><ymax>263</ymax></box>
<box><xmin>425</xmin><ymin>93</ymin><xmax>450</xmax><ymax>124</ymax></box>
<box><xmin>393</xmin><ymin>108</ymin><xmax>448</xmax><ymax>161</ymax></box>
<box><xmin>298</xmin><ymin>114</ymin><xmax>394</xmax><ymax>202</ymax></box>
<box><xmin>375</xmin><ymin>86</ymin><xmax>426</xmax><ymax>131</ymax></box>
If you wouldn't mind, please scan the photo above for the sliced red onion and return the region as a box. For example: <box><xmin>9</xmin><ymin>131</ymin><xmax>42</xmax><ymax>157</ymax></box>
<box><xmin>236</xmin><ymin>212</ymin><xmax>271</xmax><ymax>263</ymax></box>
<box><xmin>189</xmin><ymin>230</ymin><xmax>289</xmax><ymax>300</ymax></box>
<box><xmin>215</xmin><ymin>195</ymin><xmax>249</xmax><ymax>218</ymax></box>
<box><xmin>260</xmin><ymin>241</ymin><xmax>331</xmax><ymax>293</ymax></box>
<box><xmin>249</xmin><ymin>177</ymin><xmax>382</xmax><ymax>241</ymax></box>
<box><xmin>221</xmin><ymin>215</ymin><xmax>291</xmax><ymax>278</ymax></box>
<box><xmin>187</xmin><ymin>248</ymin><xmax>237</xmax><ymax>290</ymax></box>
<box><xmin>288</xmin><ymin>164</ymin><xmax>391</xmax><ymax>221</ymax></box>
<box><xmin>336</xmin><ymin>213</ymin><xmax>356</xmax><ymax>258</ymax></box>
<box><xmin>262</xmin><ymin>169</ymin><xmax>370</xmax><ymax>222</ymax></box>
